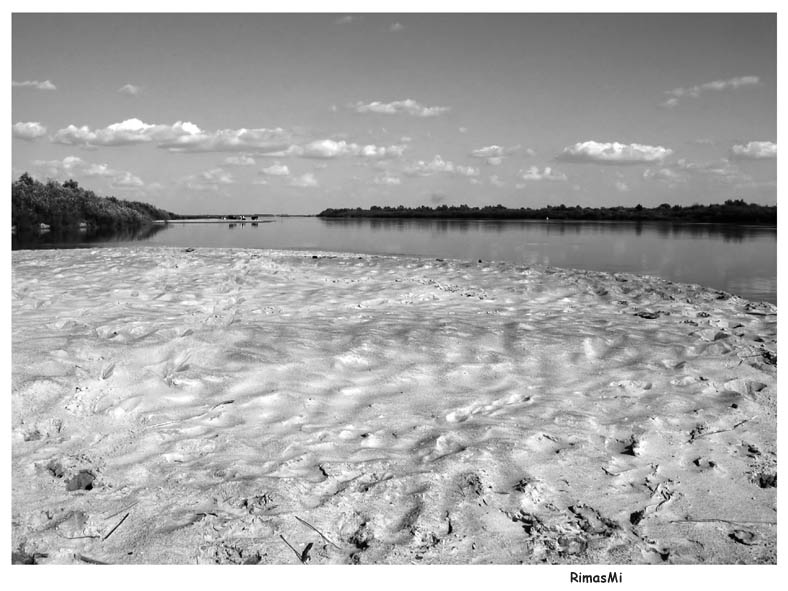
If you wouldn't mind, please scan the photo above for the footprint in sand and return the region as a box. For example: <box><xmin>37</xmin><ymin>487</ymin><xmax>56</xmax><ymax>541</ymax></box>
<box><xmin>523</xmin><ymin>432</ymin><xmax>561</xmax><ymax>453</ymax></box>
<box><xmin>446</xmin><ymin>391</ymin><xmax>531</xmax><ymax>423</ymax></box>
<box><xmin>15</xmin><ymin>418</ymin><xmax>63</xmax><ymax>443</ymax></box>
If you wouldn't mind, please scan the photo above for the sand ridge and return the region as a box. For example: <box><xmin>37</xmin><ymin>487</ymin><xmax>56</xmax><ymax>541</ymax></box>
<box><xmin>11</xmin><ymin>247</ymin><xmax>776</xmax><ymax>564</ymax></box>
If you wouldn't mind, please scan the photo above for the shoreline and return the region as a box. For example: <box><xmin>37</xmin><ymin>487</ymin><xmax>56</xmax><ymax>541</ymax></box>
<box><xmin>12</xmin><ymin>246</ymin><xmax>777</xmax><ymax>564</ymax></box>
<box><xmin>11</xmin><ymin>243</ymin><xmax>777</xmax><ymax>305</ymax></box>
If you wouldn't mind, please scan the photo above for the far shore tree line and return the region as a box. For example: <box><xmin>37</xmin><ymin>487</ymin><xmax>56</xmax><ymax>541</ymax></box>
<box><xmin>12</xmin><ymin>174</ymin><xmax>776</xmax><ymax>232</ymax></box>
<box><xmin>11</xmin><ymin>173</ymin><xmax>177</xmax><ymax>233</ymax></box>
<box><xmin>318</xmin><ymin>201</ymin><xmax>776</xmax><ymax>225</ymax></box>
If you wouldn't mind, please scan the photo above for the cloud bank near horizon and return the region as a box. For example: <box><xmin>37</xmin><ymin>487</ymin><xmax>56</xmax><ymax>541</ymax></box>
<box><xmin>557</xmin><ymin>141</ymin><xmax>673</xmax><ymax>165</ymax></box>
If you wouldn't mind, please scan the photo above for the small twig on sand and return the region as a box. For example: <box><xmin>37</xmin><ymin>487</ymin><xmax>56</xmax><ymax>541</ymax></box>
<box><xmin>294</xmin><ymin>515</ymin><xmax>341</xmax><ymax>549</ymax></box>
<box><xmin>102</xmin><ymin>512</ymin><xmax>130</xmax><ymax>542</ymax></box>
<box><xmin>733</xmin><ymin>418</ymin><xmax>755</xmax><ymax>429</ymax></box>
<box><xmin>210</xmin><ymin>399</ymin><xmax>235</xmax><ymax>411</ymax></box>
<box><xmin>279</xmin><ymin>534</ymin><xmax>307</xmax><ymax>564</ymax></box>
<box><xmin>693</xmin><ymin>418</ymin><xmax>754</xmax><ymax>439</ymax></box>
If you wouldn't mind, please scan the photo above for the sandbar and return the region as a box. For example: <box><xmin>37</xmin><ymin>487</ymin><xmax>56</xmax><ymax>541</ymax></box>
<box><xmin>11</xmin><ymin>247</ymin><xmax>777</xmax><ymax>564</ymax></box>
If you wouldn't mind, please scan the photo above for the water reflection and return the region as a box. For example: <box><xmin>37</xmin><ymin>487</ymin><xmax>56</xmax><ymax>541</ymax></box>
<box><xmin>321</xmin><ymin>218</ymin><xmax>770</xmax><ymax>242</ymax></box>
<box><xmin>12</xmin><ymin>223</ymin><xmax>169</xmax><ymax>250</ymax></box>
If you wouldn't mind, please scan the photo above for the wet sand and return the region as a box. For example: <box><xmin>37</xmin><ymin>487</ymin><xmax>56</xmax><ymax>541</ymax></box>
<box><xmin>11</xmin><ymin>247</ymin><xmax>776</xmax><ymax>564</ymax></box>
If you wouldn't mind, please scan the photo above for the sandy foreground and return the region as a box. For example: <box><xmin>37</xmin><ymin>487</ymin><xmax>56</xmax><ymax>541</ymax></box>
<box><xmin>11</xmin><ymin>246</ymin><xmax>777</xmax><ymax>565</ymax></box>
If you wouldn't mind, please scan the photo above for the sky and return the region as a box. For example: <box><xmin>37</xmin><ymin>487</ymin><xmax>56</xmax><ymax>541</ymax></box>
<box><xmin>11</xmin><ymin>12</ymin><xmax>777</xmax><ymax>215</ymax></box>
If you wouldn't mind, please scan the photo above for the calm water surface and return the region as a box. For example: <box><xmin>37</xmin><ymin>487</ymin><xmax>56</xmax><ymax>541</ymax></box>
<box><xmin>13</xmin><ymin>217</ymin><xmax>777</xmax><ymax>304</ymax></box>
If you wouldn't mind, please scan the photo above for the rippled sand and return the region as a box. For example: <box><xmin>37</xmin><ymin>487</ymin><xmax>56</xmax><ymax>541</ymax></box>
<box><xmin>11</xmin><ymin>247</ymin><xmax>777</xmax><ymax>564</ymax></box>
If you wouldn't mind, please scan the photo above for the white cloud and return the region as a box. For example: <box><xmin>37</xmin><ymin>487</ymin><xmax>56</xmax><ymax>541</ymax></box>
<box><xmin>643</xmin><ymin>167</ymin><xmax>685</xmax><ymax>183</ymax></box>
<box><xmin>470</xmin><ymin>145</ymin><xmax>505</xmax><ymax>159</ymax></box>
<box><xmin>660</xmin><ymin>76</ymin><xmax>760</xmax><ymax>108</ymax></box>
<box><xmin>458</xmin><ymin>127</ymin><xmax>468</xmax><ymax>134</ymax></box>
<box><xmin>359</xmin><ymin>143</ymin><xmax>406</xmax><ymax>159</ymax></box>
<box><xmin>404</xmin><ymin>155</ymin><xmax>479</xmax><ymax>177</ymax></box>
<box><xmin>258</xmin><ymin>145</ymin><xmax>306</xmax><ymax>158</ymax></box>
<box><xmin>297</xmin><ymin>139</ymin><xmax>406</xmax><ymax>159</ymax></box>
<box><xmin>667</xmin><ymin>158</ymin><xmax>752</xmax><ymax>185</ymax></box>
<box><xmin>489</xmin><ymin>175</ymin><xmax>505</xmax><ymax>188</ymax></box>
<box><xmin>117</xmin><ymin>83</ymin><xmax>142</xmax><ymax>96</ymax></box>
<box><xmin>51</xmin><ymin>119</ymin><xmax>409</xmax><ymax>159</ymax></box>
<box><xmin>615</xmin><ymin>181</ymin><xmax>630</xmax><ymax>192</ymax></box>
<box><xmin>224</xmin><ymin>155</ymin><xmax>256</xmax><ymax>166</ymax></box>
<box><xmin>405</xmin><ymin>155</ymin><xmax>451</xmax><ymax>176</ymax></box>
<box><xmin>182</xmin><ymin>167</ymin><xmax>235</xmax><ymax>191</ymax></box>
<box><xmin>697</xmin><ymin>76</ymin><xmax>760</xmax><ymax>92</ymax></box>
<box><xmin>351</xmin><ymin>99</ymin><xmax>450</xmax><ymax>117</ymax></box>
<box><xmin>33</xmin><ymin>156</ymin><xmax>88</xmax><ymax>175</ymax></box>
<box><xmin>470</xmin><ymin>144</ymin><xmax>522</xmax><ymax>165</ymax></box>
<box><xmin>389</xmin><ymin>22</ymin><xmax>404</xmax><ymax>32</ymax></box>
<box><xmin>13</xmin><ymin>79</ymin><xmax>56</xmax><ymax>90</ymax></box>
<box><xmin>31</xmin><ymin>156</ymin><xmax>144</xmax><ymax>189</ymax></box>
<box><xmin>260</xmin><ymin>163</ymin><xmax>291</xmax><ymax>176</ymax></box>
<box><xmin>13</xmin><ymin>121</ymin><xmax>47</xmax><ymax>141</ymax></box>
<box><xmin>53</xmin><ymin>118</ymin><xmax>292</xmax><ymax>153</ymax></box>
<box><xmin>659</xmin><ymin>97</ymin><xmax>680</xmax><ymax>109</ymax></box>
<box><xmin>289</xmin><ymin>172</ymin><xmax>319</xmax><ymax>187</ymax></box>
<box><xmin>111</xmin><ymin>171</ymin><xmax>145</xmax><ymax>188</ymax></box>
<box><xmin>644</xmin><ymin>160</ymin><xmax>753</xmax><ymax>185</ymax></box>
<box><xmin>201</xmin><ymin>168</ymin><xmax>234</xmax><ymax>184</ymax></box>
<box><xmin>158</xmin><ymin>126</ymin><xmax>291</xmax><ymax>153</ymax></box>
<box><xmin>455</xmin><ymin>165</ymin><xmax>480</xmax><ymax>177</ymax></box>
<box><xmin>730</xmin><ymin>141</ymin><xmax>777</xmax><ymax>160</ymax></box>
<box><xmin>518</xmin><ymin>166</ymin><xmax>568</xmax><ymax>182</ymax></box>
<box><xmin>52</xmin><ymin>125</ymin><xmax>96</xmax><ymax>146</ymax></box>
<box><xmin>54</xmin><ymin>118</ymin><xmax>197</xmax><ymax>148</ymax></box>
<box><xmin>335</xmin><ymin>15</ymin><xmax>356</xmax><ymax>24</ymax></box>
<box><xmin>557</xmin><ymin>141</ymin><xmax>672</xmax><ymax>165</ymax></box>
<box><xmin>374</xmin><ymin>172</ymin><xmax>402</xmax><ymax>185</ymax></box>
<box><xmin>300</xmin><ymin>139</ymin><xmax>353</xmax><ymax>159</ymax></box>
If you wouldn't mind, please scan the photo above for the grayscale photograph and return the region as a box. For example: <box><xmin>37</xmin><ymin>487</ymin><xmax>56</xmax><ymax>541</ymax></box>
<box><xmin>11</xmin><ymin>9</ymin><xmax>777</xmax><ymax>573</ymax></box>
